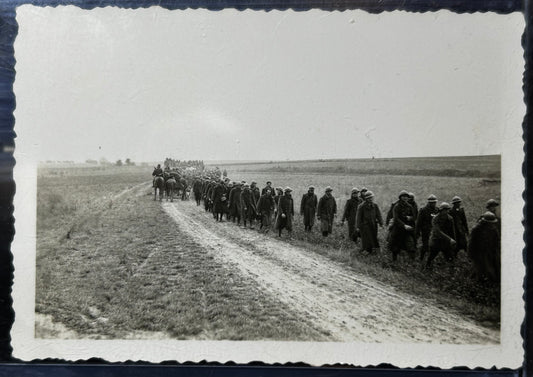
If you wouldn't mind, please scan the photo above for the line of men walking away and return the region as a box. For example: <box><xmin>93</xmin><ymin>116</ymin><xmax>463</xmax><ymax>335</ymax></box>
<box><xmin>178</xmin><ymin>172</ymin><xmax>501</xmax><ymax>283</ymax></box>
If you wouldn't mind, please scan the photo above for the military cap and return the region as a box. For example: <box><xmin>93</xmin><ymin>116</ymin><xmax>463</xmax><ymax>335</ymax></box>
<box><xmin>276</xmin><ymin>187</ymin><xmax>283</xmax><ymax>191</ymax></box>
<box><xmin>439</xmin><ymin>202</ymin><xmax>451</xmax><ymax>210</ymax></box>
<box><xmin>408</xmin><ymin>192</ymin><xmax>415</xmax><ymax>199</ymax></box>
<box><xmin>266</xmin><ymin>181</ymin><xmax>272</xmax><ymax>184</ymax></box>
<box><xmin>325</xmin><ymin>186</ymin><xmax>333</xmax><ymax>192</ymax></box>
<box><xmin>308</xmin><ymin>186</ymin><xmax>315</xmax><ymax>190</ymax></box>
<box><xmin>361</xmin><ymin>187</ymin><xmax>368</xmax><ymax>192</ymax></box>
<box><xmin>427</xmin><ymin>194</ymin><xmax>438</xmax><ymax>203</ymax></box>
<box><xmin>486</xmin><ymin>199</ymin><xmax>499</xmax><ymax>208</ymax></box>
<box><xmin>284</xmin><ymin>187</ymin><xmax>293</xmax><ymax>192</ymax></box>
<box><xmin>241</xmin><ymin>180</ymin><xmax>246</xmax><ymax>184</ymax></box>
<box><xmin>398</xmin><ymin>190</ymin><xmax>410</xmax><ymax>199</ymax></box>
<box><xmin>243</xmin><ymin>183</ymin><xmax>250</xmax><ymax>188</ymax></box>
<box><xmin>364</xmin><ymin>190</ymin><xmax>374</xmax><ymax>199</ymax></box>
<box><xmin>480</xmin><ymin>211</ymin><xmax>498</xmax><ymax>223</ymax></box>
<box><xmin>224</xmin><ymin>177</ymin><xmax>230</xmax><ymax>181</ymax></box>
<box><xmin>351</xmin><ymin>187</ymin><xmax>360</xmax><ymax>193</ymax></box>
<box><xmin>451</xmin><ymin>196</ymin><xmax>462</xmax><ymax>204</ymax></box>
<box><xmin>251</xmin><ymin>181</ymin><xmax>257</xmax><ymax>184</ymax></box>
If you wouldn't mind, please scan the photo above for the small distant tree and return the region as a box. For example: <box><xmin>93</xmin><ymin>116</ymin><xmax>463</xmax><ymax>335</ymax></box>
<box><xmin>125</xmin><ymin>158</ymin><xmax>135</xmax><ymax>166</ymax></box>
<box><xmin>115</xmin><ymin>159</ymin><xmax>123</xmax><ymax>166</ymax></box>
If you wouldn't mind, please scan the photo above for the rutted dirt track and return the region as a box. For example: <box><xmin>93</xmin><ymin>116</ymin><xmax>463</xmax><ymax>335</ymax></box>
<box><xmin>162</xmin><ymin>198</ymin><xmax>499</xmax><ymax>344</ymax></box>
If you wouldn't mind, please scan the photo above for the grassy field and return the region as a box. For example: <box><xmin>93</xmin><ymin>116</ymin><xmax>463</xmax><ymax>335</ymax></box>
<box><xmin>35</xmin><ymin>165</ymin><xmax>327</xmax><ymax>340</ymax></box>
<box><xmin>35</xmin><ymin>155</ymin><xmax>501</xmax><ymax>339</ymax></box>
<box><xmin>215</xmin><ymin>155</ymin><xmax>500</xmax><ymax>178</ymax></box>
<box><xmin>218</xmin><ymin>156</ymin><xmax>501</xmax><ymax>324</ymax></box>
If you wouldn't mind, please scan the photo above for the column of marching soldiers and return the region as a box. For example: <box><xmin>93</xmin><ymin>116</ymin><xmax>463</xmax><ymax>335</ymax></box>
<box><xmin>153</xmin><ymin>165</ymin><xmax>501</xmax><ymax>283</ymax></box>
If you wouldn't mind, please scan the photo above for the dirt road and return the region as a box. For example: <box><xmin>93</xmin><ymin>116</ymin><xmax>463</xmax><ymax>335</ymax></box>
<box><xmin>162</xmin><ymin>199</ymin><xmax>499</xmax><ymax>344</ymax></box>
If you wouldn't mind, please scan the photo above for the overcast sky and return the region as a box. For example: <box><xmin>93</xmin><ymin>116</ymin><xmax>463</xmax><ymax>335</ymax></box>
<box><xmin>13</xmin><ymin>6</ymin><xmax>524</xmax><ymax>163</ymax></box>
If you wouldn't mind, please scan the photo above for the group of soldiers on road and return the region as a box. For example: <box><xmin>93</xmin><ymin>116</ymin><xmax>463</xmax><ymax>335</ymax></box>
<box><xmin>152</xmin><ymin>166</ymin><xmax>501</xmax><ymax>282</ymax></box>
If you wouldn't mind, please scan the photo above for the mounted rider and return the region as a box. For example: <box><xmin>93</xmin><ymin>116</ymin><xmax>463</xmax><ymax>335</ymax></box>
<box><xmin>152</xmin><ymin>164</ymin><xmax>163</xmax><ymax>187</ymax></box>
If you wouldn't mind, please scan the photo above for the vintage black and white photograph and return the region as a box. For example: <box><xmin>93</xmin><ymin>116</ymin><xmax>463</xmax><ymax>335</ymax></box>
<box><xmin>11</xmin><ymin>5</ymin><xmax>524</xmax><ymax>367</ymax></box>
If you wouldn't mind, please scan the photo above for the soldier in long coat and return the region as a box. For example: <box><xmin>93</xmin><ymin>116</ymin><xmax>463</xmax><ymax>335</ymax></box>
<box><xmin>250</xmin><ymin>181</ymin><xmax>261</xmax><ymax>204</ymax></box>
<box><xmin>389</xmin><ymin>190</ymin><xmax>417</xmax><ymax>261</ymax></box>
<box><xmin>275</xmin><ymin>187</ymin><xmax>294</xmax><ymax>237</ymax></box>
<box><xmin>273</xmin><ymin>187</ymin><xmax>284</xmax><ymax>218</ymax></box>
<box><xmin>240</xmin><ymin>183</ymin><xmax>257</xmax><ymax>229</ymax></box>
<box><xmin>228</xmin><ymin>183</ymin><xmax>243</xmax><ymax>225</ymax></box>
<box><xmin>356</xmin><ymin>191</ymin><xmax>383</xmax><ymax>253</ymax></box>
<box><xmin>256</xmin><ymin>189</ymin><xmax>275</xmax><ymax>233</ymax></box>
<box><xmin>300</xmin><ymin>186</ymin><xmax>318</xmax><ymax>232</ymax></box>
<box><xmin>192</xmin><ymin>178</ymin><xmax>203</xmax><ymax>206</ymax></box>
<box><xmin>415</xmin><ymin>194</ymin><xmax>439</xmax><ymax>261</ymax></box>
<box><xmin>317</xmin><ymin>187</ymin><xmax>337</xmax><ymax>237</ymax></box>
<box><xmin>426</xmin><ymin>202</ymin><xmax>457</xmax><ymax>269</ymax></box>
<box><xmin>449</xmin><ymin>196</ymin><xmax>469</xmax><ymax>256</ymax></box>
<box><xmin>211</xmin><ymin>180</ymin><xmax>227</xmax><ymax>222</ymax></box>
<box><xmin>341</xmin><ymin>187</ymin><xmax>362</xmax><ymax>243</ymax></box>
<box><xmin>469</xmin><ymin>211</ymin><xmax>500</xmax><ymax>282</ymax></box>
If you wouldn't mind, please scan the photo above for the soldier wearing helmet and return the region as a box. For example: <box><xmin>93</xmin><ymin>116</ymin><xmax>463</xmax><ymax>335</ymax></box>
<box><xmin>449</xmin><ymin>196</ymin><xmax>469</xmax><ymax>256</ymax></box>
<box><xmin>356</xmin><ymin>191</ymin><xmax>383</xmax><ymax>254</ymax></box>
<box><xmin>300</xmin><ymin>186</ymin><xmax>318</xmax><ymax>232</ymax></box>
<box><xmin>482</xmin><ymin>199</ymin><xmax>501</xmax><ymax>234</ymax></box>
<box><xmin>275</xmin><ymin>187</ymin><xmax>294</xmax><ymax>237</ymax></box>
<box><xmin>469</xmin><ymin>211</ymin><xmax>500</xmax><ymax>282</ymax></box>
<box><xmin>317</xmin><ymin>186</ymin><xmax>337</xmax><ymax>237</ymax></box>
<box><xmin>415</xmin><ymin>194</ymin><xmax>439</xmax><ymax>261</ymax></box>
<box><xmin>389</xmin><ymin>190</ymin><xmax>417</xmax><ymax>262</ymax></box>
<box><xmin>341</xmin><ymin>187</ymin><xmax>362</xmax><ymax>243</ymax></box>
<box><xmin>240</xmin><ymin>183</ymin><xmax>257</xmax><ymax>229</ymax></box>
<box><xmin>426</xmin><ymin>202</ymin><xmax>457</xmax><ymax>269</ymax></box>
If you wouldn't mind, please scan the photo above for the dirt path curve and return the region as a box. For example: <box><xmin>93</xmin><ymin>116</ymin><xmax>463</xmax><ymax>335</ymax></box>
<box><xmin>162</xmin><ymin>199</ymin><xmax>499</xmax><ymax>344</ymax></box>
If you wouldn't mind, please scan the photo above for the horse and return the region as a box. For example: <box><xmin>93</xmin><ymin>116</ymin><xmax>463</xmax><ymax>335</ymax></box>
<box><xmin>165</xmin><ymin>176</ymin><xmax>177</xmax><ymax>202</ymax></box>
<box><xmin>153</xmin><ymin>176</ymin><xmax>165</xmax><ymax>201</ymax></box>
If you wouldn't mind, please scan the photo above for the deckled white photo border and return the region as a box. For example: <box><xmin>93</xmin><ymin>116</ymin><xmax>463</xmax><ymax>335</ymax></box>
<box><xmin>10</xmin><ymin>6</ymin><xmax>525</xmax><ymax>368</ymax></box>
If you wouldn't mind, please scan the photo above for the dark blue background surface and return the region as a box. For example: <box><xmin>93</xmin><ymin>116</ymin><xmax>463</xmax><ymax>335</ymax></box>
<box><xmin>0</xmin><ymin>0</ymin><xmax>528</xmax><ymax>375</ymax></box>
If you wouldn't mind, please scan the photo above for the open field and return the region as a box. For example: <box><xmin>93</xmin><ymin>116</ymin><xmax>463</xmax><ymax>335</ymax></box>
<box><xmin>212</xmin><ymin>155</ymin><xmax>500</xmax><ymax>178</ymax></box>
<box><xmin>35</xmin><ymin>156</ymin><xmax>501</xmax><ymax>340</ymax></box>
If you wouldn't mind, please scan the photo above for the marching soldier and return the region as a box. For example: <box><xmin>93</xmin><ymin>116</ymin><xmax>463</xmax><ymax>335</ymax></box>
<box><xmin>389</xmin><ymin>190</ymin><xmax>417</xmax><ymax>262</ymax></box>
<box><xmin>228</xmin><ymin>182</ymin><xmax>243</xmax><ymax>225</ymax></box>
<box><xmin>241</xmin><ymin>183</ymin><xmax>257</xmax><ymax>229</ymax></box>
<box><xmin>317</xmin><ymin>186</ymin><xmax>337</xmax><ymax>237</ymax></box>
<box><xmin>250</xmin><ymin>181</ymin><xmax>261</xmax><ymax>204</ymax></box>
<box><xmin>341</xmin><ymin>187</ymin><xmax>362</xmax><ymax>243</ymax></box>
<box><xmin>415</xmin><ymin>194</ymin><xmax>439</xmax><ymax>261</ymax></box>
<box><xmin>426</xmin><ymin>202</ymin><xmax>457</xmax><ymax>269</ymax></box>
<box><xmin>300</xmin><ymin>186</ymin><xmax>318</xmax><ymax>232</ymax></box>
<box><xmin>469</xmin><ymin>211</ymin><xmax>500</xmax><ymax>282</ymax></box>
<box><xmin>275</xmin><ymin>187</ymin><xmax>294</xmax><ymax>237</ymax></box>
<box><xmin>257</xmin><ymin>189</ymin><xmax>275</xmax><ymax>233</ymax></box>
<box><xmin>450</xmin><ymin>196</ymin><xmax>469</xmax><ymax>256</ymax></box>
<box><xmin>356</xmin><ymin>191</ymin><xmax>383</xmax><ymax>254</ymax></box>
